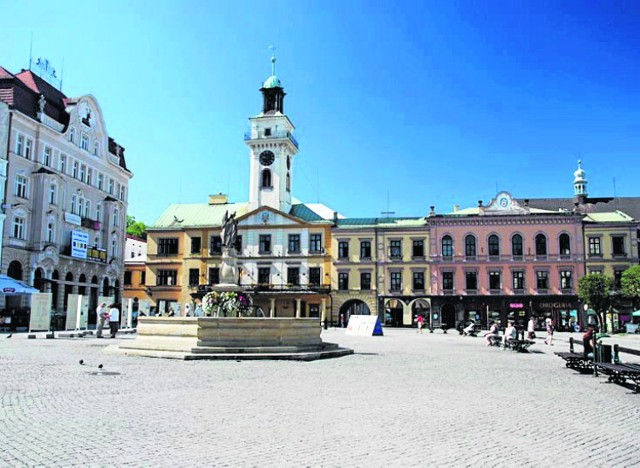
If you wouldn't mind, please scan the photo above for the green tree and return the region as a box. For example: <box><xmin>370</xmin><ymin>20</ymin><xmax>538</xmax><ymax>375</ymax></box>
<box><xmin>578</xmin><ymin>273</ymin><xmax>614</xmax><ymax>332</ymax></box>
<box><xmin>127</xmin><ymin>215</ymin><xmax>148</xmax><ymax>239</ymax></box>
<box><xmin>621</xmin><ymin>265</ymin><xmax>640</xmax><ymax>310</ymax></box>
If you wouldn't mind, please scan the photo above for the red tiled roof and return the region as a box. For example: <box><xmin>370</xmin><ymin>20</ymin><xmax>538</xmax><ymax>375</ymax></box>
<box><xmin>15</xmin><ymin>70</ymin><xmax>41</xmax><ymax>93</ymax></box>
<box><xmin>0</xmin><ymin>66</ymin><xmax>15</xmax><ymax>79</ymax></box>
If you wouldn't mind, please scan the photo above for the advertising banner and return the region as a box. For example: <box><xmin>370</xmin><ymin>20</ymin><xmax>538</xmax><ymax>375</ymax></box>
<box><xmin>71</xmin><ymin>230</ymin><xmax>89</xmax><ymax>259</ymax></box>
<box><xmin>345</xmin><ymin>315</ymin><xmax>384</xmax><ymax>336</ymax></box>
<box><xmin>29</xmin><ymin>293</ymin><xmax>52</xmax><ymax>331</ymax></box>
<box><xmin>65</xmin><ymin>294</ymin><xmax>89</xmax><ymax>330</ymax></box>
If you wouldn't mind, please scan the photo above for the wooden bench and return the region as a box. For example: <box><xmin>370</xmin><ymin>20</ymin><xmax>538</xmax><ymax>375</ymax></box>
<box><xmin>429</xmin><ymin>324</ymin><xmax>449</xmax><ymax>334</ymax></box>
<box><xmin>555</xmin><ymin>351</ymin><xmax>594</xmax><ymax>373</ymax></box>
<box><xmin>595</xmin><ymin>363</ymin><xmax>640</xmax><ymax>393</ymax></box>
<box><xmin>504</xmin><ymin>338</ymin><xmax>535</xmax><ymax>353</ymax></box>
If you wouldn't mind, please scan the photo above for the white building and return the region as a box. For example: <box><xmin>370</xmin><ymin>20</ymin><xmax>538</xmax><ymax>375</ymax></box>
<box><xmin>0</xmin><ymin>65</ymin><xmax>132</xmax><ymax>323</ymax></box>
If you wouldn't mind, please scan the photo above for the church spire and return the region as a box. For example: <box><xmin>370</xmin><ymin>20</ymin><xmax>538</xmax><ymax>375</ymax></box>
<box><xmin>260</xmin><ymin>45</ymin><xmax>285</xmax><ymax>114</ymax></box>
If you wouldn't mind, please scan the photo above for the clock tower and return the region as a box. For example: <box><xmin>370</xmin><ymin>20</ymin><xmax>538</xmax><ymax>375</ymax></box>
<box><xmin>245</xmin><ymin>49</ymin><xmax>299</xmax><ymax>213</ymax></box>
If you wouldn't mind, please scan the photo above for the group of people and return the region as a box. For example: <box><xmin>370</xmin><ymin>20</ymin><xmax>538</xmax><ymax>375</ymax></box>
<box><xmin>484</xmin><ymin>316</ymin><xmax>556</xmax><ymax>347</ymax></box>
<box><xmin>95</xmin><ymin>302</ymin><xmax>120</xmax><ymax>338</ymax></box>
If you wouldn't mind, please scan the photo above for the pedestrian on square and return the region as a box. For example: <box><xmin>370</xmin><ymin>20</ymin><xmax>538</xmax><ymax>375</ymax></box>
<box><xmin>545</xmin><ymin>317</ymin><xmax>554</xmax><ymax>346</ymax></box>
<box><xmin>527</xmin><ymin>316</ymin><xmax>536</xmax><ymax>340</ymax></box>
<box><xmin>194</xmin><ymin>303</ymin><xmax>203</xmax><ymax>317</ymax></box>
<box><xmin>582</xmin><ymin>323</ymin><xmax>597</xmax><ymax>359</ymax></box>
<box><xmin>416</xmin><ymin>314</ymin><xmax>424</xmax><ymax>334</ymax></box>
<box><xmin>502</xmin><ymin>320</ymin><xmax>517</xmax><ymax>349</ymax></box>
<box><xmin>95</xmin><ymin>302</ymin><xmax>108</xmax><ymax>338</ymax></box>
<box><xmin>484</xmin><ymin>321</ymin><xmax>500</xmax><ymax>346</ymax></box>
<box><xmin>108</xmin><ymin>303</ymin><xmax>120</xmax><ymax>338</ymax></box>
<box><xmin>184</xmin><ymin>303</ymin><xmax>191</xmax><ymax>317</ymax></box>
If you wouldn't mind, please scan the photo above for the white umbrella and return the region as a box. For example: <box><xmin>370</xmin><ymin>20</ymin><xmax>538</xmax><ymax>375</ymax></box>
<box><xmin>0</xmin><ymin>275</ymin><xmax>39</xmax><ymax>294</ymax></box>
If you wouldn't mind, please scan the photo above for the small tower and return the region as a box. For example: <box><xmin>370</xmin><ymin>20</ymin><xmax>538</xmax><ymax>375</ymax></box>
<box><xmin>573</xmin><ymin>160</ymin><xmax>588</xmax><ymax>203</ymax></box>
<box><xmin>246</xmin><ymin>47</ymin><xmax>299</xmax><ymax>213</ymax></box>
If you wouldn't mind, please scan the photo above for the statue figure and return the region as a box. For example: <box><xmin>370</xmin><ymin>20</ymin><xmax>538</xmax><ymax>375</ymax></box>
<box><xmin>38</xmin><ymin>95</ymin><xmax>46</xmax><ymax>114</ymax></box>
<box><xmin>221</xmin><ymin>211</ymin><xmax>238</xmax><ymax>250</ymax></box>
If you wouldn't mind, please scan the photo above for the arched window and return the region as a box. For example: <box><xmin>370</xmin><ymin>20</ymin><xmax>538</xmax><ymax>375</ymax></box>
<box><xmin>512</xmin><ymin>234</ymin><xmax>523</xmax><ymax>257</ymax></box>
<box><xmin>261</xmin><ymin>169</ymin><xmax>272</xmax><ymax>188</ymax></box>
<box><xmin>442</xmin><ymin>235</ymin><xmax>453</xmax><ymax>258</ymax></box>
<box><xmin>465</xmin><ymin>235</ymin><xmax>476</xmax><ymax>258</ymax></box>
<box><xmin>559</xmin><ymin>233</ymin><xmax>571</xmax><ymax>256</ymax></box>
<box><xmin>111</xmin><ymin>236</ymin><xmax>118</xmax><ymax>257</ymax></box>
<box><xmin>49</xmin><ymin>183</ymin><xmax>57</xmax><ymax>205</ymax></box>
<box><xmin>114</xmin><ymin>208</ymin><xmax>120</xmax><ymax>227</ymax></box>
<box><xmin>535</xmin><ymin>234</ymin><xmax>547</xmax><ymax>256</ymax></box>
<box><xmin>47</xmin><ymin>222</ymin><xmax>55</xmax><ymax>243</ymax></box>
<box><xmin>488</xmin><ymin>235</ymin><xmax>500</xmax><ymax>257</ymax></box>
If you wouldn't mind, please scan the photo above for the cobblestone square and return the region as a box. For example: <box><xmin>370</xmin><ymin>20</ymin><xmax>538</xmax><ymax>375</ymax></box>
<box><xmin>1</xmin><ymin>329</ymin><xmax>639</xmax><ymax>467</ymax></box>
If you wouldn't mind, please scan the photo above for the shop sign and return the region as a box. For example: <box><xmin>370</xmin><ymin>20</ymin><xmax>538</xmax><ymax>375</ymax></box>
<box><xmin>87</xmin><ymin>247</ymin><xmax>107</xmax><ymax>263</ymax></box>
<box><xmin>64</xmin><ymin>212</ymin><xmax>81</xmax><ymax>226</ymax></box>
<box><xmin>509</xmin><ymin>303</ymin><xmax>524</xmax><ymax>308</ymax></box>
<box><xmin>539</xmin><ymin>302</ymin><xmax>574</xmax><ymax>309</ymax></box>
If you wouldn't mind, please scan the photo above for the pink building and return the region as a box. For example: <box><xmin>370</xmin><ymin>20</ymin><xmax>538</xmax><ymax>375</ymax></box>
<box><xmin>429</xmin><ymin>192</ymin><xmax>584</xmax><ymax>331</ymax></box>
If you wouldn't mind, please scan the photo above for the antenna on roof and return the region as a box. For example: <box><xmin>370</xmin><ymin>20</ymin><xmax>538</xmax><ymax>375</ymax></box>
<box><xmin>28</xmin><ymin>33</ymin><xmax>33</xmax><ymax>70</ymax></box>
<box><xmin>59</xmin><ymin>58</ymin><xmax>64</xmax><ymax>91</ymax></box>
<box><xmin>381</xmin><ymin>191</ymin><xmax>395</xmax><ymax>219</ymax></box>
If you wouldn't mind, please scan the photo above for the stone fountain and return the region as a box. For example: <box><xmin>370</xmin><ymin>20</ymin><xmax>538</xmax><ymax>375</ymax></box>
<box><xmin>109</xmin><ymin>211</ymin><xmax>352</xmax><ymax>361</ymax></box>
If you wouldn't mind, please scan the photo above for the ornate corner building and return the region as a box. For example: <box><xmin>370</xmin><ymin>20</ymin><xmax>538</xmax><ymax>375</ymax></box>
<box><xmin>0</xmin><ymin>66</ymin><xmax>132</xmax><ymax>324</ymax></box>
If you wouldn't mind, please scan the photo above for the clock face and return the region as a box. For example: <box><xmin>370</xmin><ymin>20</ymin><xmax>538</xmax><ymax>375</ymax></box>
<box><xmin>259</xmin><ymin>150</ymin><xmax>275</xmax><ymax>166</ymax></box>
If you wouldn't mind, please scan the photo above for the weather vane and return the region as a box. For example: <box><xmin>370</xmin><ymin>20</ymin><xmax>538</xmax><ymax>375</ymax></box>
<box><xmin>268</xmin><ymin>44</ymin><xmax>276</xmax><ymax>75</ymax></box>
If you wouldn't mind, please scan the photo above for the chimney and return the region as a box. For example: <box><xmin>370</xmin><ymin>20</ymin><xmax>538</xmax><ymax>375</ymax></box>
<box><xmin>429</xmin><ymin>206</ymin><xmax>436</xmax><ymax>217</ymax></box>
<box><xmin>453</xmin><ymin>205</ymin><xmax>459</xmax><ymax>212</ymax></box>
<box><xmin>209</xmin><ymin>193</ymin><xmax>228</xmax><ymax>205</ymax></box>
<box><xmin>332</xmin><ymin>211</ymin><xmax>339</xmax><ymax>226</ymax></box>
<box><xmin>524</xmin><ymin>199</ymin><xmax>529</xmax><ymax>207</ymax></box>
<box><xmin>478</xmin><ymin>200</ymin><xmax>483</xmax><ymax>207</ymax></box>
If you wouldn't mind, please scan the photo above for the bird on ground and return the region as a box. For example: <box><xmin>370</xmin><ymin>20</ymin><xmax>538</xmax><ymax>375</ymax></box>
<box><xmin>79</xmin><ymin>359</ymin><xmax>84</xmax><ymax>365</ymax></box>
<box><xmin>98</xmin><ymin>364</ymin><xmax>103</xmax><ymax>369</ymax></box>
<box><xmin>6</xmin><ymin>334</ymin><xmax>12</xmax><ymax>338</ymax></box>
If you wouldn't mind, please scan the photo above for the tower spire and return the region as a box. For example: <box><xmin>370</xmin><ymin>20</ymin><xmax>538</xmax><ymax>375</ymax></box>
<box><xmin>269</xmin><ymin>44</ymin><xmax>276</xmax><ymax>76</ymax></box>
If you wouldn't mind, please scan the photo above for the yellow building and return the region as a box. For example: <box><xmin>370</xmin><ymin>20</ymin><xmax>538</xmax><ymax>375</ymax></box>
<box><xmin>331</xmin><ymin>217</ymin><xmax>430</xmax><ymax>326</ymax></box>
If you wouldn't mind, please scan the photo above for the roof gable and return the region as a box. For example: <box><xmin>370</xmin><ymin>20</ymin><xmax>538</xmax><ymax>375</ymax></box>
<box><xmin>238</xmin><ymin>206</ymin><xmax>306</xmax><ymax>227</ymax></box>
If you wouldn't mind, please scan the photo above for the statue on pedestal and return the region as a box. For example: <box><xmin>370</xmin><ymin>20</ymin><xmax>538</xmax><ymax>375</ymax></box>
<box><xmin>221</xmin><ymin>211</ymin><xmax>238</xmax><ymax>250</ymax></box>
<box><xmin>219</xmin><ymin>211</ymin><xmax>239</xmax><ymax>286</ymax></box>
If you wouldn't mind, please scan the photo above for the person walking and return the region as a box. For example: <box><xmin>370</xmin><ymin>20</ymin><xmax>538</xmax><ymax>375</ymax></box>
<box><xmin>545</xmin><ymin>317</ymin><xmax>554</xmax><ymax>346</ymax></box>
<box><xmin>416</xmin><ymin>314</ymin><xmax>424</xmax><ymax>334</ymax></box>
<box><xmin>95</xmin><ymin>302</ymin><xmax>108</xmax><ymax>338</ymax></box>
<box><xmin>527</xmin><ymin>316</ymin><xmax>536</xmax><ymax>340</ymax></box>
<box><xmin>108</xmin><ymin>304</ymin><xmax>120</xmax><ymax>339</ymax></box>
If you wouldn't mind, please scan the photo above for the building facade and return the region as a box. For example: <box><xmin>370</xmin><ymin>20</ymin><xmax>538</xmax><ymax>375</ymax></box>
<box><xmin>0</xmin><ymin>66</ymin><xmax>132</xmax><ymax>325</ymax></box>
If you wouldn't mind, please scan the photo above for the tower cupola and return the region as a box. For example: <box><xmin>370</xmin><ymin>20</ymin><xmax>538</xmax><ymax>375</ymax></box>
<box><xmin>260</xmin><ymin>48</ymin><xmax>285</xmax><ymax>114</ymax></box>
<box><xmin>573</xmin><ymin>160</ymin><xmax>588</xmax><ymax>198</ymax></box>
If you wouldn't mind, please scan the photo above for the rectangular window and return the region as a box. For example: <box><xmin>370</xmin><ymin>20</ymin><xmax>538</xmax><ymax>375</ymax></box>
<box><xmin>108</xmin><ymin>178</ymin><xmax>114</xmax><ymax>195</ymax></box>
<box><xmin>235</xmin><ymin>235</ymin><xmax>242</xmax><ymax>254</ymax></box>
<box><xmin>210</xmin><ymin>236</ymin><xmax>222</xmax><ymax>255</ymax></box>
<box><xmin>390</xmin><ymin>271</ymin><xmax>402</xmax><ymax>291</ymax></box>
<box><xmin>140</xmin><ymin>271</ymin><xmax>146</xmax><ymax>285</ymax></box>
<box><xmin>338</xmin><ymin>272</ymin><xmax>349</xmax><ymax>291</ymax></box>
<box><xmin>288</xmin><ymin>234</ymin><xmax>301</xmax><ymax>253</ymax></box>
<box><xmin>157</xmin><ymin>238</ymin><xmax>179</xmax><ymax>255</ymax></box>
<box><xmin>156</xmin><ymin>270</ymin><xmax>177</xmax><ymax>286</ymax></box>
<box><xmin>309</xmin><ymin>234</ymin><xmax>322</xmax><ymax>253</ymax></box>
<box><xmin>98</xmin><ymin>173</ymin><xmax>104</xmax><ymax>190</ymax></box>
<box><xmin>360</xmin><ymin>241</ymin><xmax>371</xmax><ymax>259</ymax></box>
<box><xmin>465</xmin><ymin>271</ymin><xmax>477</xmax><ymax>291</ymax></box>
<box><xmin>49</xmin><ymin>184</ymin><xmax>57</xmax><ymax>204</ymax></box>
<box><xmin>612</xmin><ymin>236</ymin><xmax>626</xmax><ymax>256</ymax></box>
<box><xmin>81</xmin><ymin>133</ymin><xmax>89</xmax><ymax>151</ymax></box>
<box><xmin>489</xmin><ymin>271</ymin><xmax>501</xmax><ymax>290</ymax></box>
<box><xmin>189</xmin><ymin>268</ymin><xmax>200</xmax><ymax>286</ymax></box>
<box><xmin>389</xmin><ymin>240</ymin><xmax>402</xmax><ymax>259</ymax></box>
<box><xmin>309</xmin><ymin>267</ymin><xmax>321</xmax><ymax>286</ymax></box>
<box><xmin>12</xmin><ymin>217</ymin><xmax>25</xmax><ymax>239</ymax></box>
<box><xmin>412</xmin><ymin>240</ymin><xmax>424</xmax><ymax>258</ymax></box>
<box><xmin>79</xmin><ymin>164</ymin><xmax>86</xmax><ymax>182</ymax></box>
<box><xmin>191</xmin><ymin>237</ymin><xmax>201</xmax><ymax>254</ymax></box>
<box><xmin>43</xmin><ymin>146</ymin><xmax>52</xmax><ymax>166</ymax></box>
<box><xmin>537</xmin><ymin>271</ymin><xmax>549</xmax><ymax>290</ymax></box>
<box><xmin>25</xmin><ymin>138</ymin><xmax>32</xmax><ymax>159</ymax></box>
<box><xmin>59</xmin><ymin>154</ymin><xmax>67</xmax><ymax>173</ymax></box>
<box><xmin>614</xmin><ymin>270</ymin><xmax>624</xmax><ymax>289</ymax></box>
<box><xmin>72</xmin><ymin>161</ymin><xmax>79</xmax><ymax>179</ymax></box>
<box><xmin>287</xmin><ymin>267</ymin><xmax>300</xmax><ymax>286</ymax></box>
<box><xmin>442</xmin><ymin>272</ymin><xmax>454</xmax><ymax>291</ymax></box>
<box><xmin>588</xmin><ymin>237</ymin><xmax>601</xmax><ymax>256</ymax></box>
<box><xmin>338</xmin><ymin>241</ymin><xmax>349</xmax><ymax>259</ymax></box>
<box><xmin>412</xmin><ymin>271</ymin><xmax>425</xmax><ymax>291</ymax></box>
<box><xmin>258</xmin><ymin>267</ymin><xmax>270</xmax><ymax>285</ymax></box>
<box><xmin>208</xmin><ymin>267</ymin><xmax>220</xmax><ymax>285</ymax></box>
<box><xmin>360</xmin><ymin>272</ymin><xmax>371</xmax><ymax>290</ymax></box>
<box><xmin>16</xmin><ymin>134</ymin><xmax>24</xmax><ymax>155</ymax></box>
<box><xmin>15</xmin><ymin>174</ymin><xmax>27</xmax><ymax>198</ymax></box>
<box><xmin>124</xmin><ymin>271</ymin><xmax>132</xmax><ymax>286</ymax></box>
<box><xmin>512</xmin><ymin>271</ymin><xmax>525</xmax><ymax>290</ymax></box>
<box><xmin>87</xmin><ymin>168</ymin><xmax>93</xmax><ymax>185</ymax></box>
<box><xmin>259</xmin><ymin>234</ymin><xmax>271</xmax><ymax>254</ymax></box>
<box><xmin>560</xmin><ymin>271</ymin><xmax>573</xmax><ymax>290</ymax></box>
<box><xmin>120</xmin><ymin>185</ymin><xmax>126</xmax><ymax>201</ymax></box>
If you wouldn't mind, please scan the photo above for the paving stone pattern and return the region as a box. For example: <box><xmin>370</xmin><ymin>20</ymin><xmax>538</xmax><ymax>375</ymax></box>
<box><xmin>1</xmin><ymin>330</ymin><xmax>639</xmax><ymax>467</ymax></box>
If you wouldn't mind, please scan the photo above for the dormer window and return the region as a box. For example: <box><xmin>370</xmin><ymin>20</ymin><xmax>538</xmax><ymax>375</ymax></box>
<box><xmin>81</xmin><ymin>134</ymin><xmax>89</xmax><ymax>151</ymax></box>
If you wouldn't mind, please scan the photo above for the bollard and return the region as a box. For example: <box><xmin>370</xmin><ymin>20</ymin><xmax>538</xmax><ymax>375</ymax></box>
<box><xmin>569</xmin><ymin>337</ymin><xmax>574</xmax><ymax>353</ymax></box>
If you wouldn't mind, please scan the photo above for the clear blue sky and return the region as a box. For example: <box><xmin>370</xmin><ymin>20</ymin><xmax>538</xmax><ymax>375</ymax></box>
<box><xmin>2</xmin><ymin>0</ymin><xmax>639</xmax><ymax>223</ymax></box>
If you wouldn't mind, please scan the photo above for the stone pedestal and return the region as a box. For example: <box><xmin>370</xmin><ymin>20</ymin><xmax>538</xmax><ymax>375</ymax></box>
<box><xmin>219</xmin><ymin>247</ymin><xmax>238</xmax><ymax>287</ymax></box>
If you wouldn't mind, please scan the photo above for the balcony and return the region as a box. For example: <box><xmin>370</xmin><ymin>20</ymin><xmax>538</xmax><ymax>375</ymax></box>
<box><xmin>244</xmin><ymin>130</ymin><xmax>299</xmax><ymax>149</ymax></box>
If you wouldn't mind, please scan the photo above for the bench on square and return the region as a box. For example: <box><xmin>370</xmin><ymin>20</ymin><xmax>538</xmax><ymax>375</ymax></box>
<box><xmin>595</xmin><ymin>363</ymin><xmax>640</xmax><ymax>393</ymax></box>
<box><xmin>503</xmin><ymin>338</ymin><xmax>535</xmax><ymax>353</ymax></box>
<box><xmin>429</xmin><ymin>323</ymin><xmax>449</xmax><ymax>334</ymax></box>
<box><xmin>555</xmin><ymin>351</ymin><xmax>594</xmax><ymax>373</ymax></box>
<box><xmin>486</xmin><ymin>334</ymin><xmax>502</xmax><ymax>347</ymax></box>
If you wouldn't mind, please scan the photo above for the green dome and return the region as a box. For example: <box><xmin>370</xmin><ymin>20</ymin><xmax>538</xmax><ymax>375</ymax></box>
<box><xmin>263</xmin><ymin>75</ymin><xmax>282</xmax><ymax>89</ymax></box>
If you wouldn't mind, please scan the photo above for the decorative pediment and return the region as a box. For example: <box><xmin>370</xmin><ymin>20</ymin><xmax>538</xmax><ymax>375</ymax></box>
<box><xmin>481</xmin><ymin>192</ymin><xmax>530</xmax><ymax>216</ymax></box>
<box><xmin>237</xmin><ymin>206</ymin><xmax>305</xmax><ymax>227</ymax></box>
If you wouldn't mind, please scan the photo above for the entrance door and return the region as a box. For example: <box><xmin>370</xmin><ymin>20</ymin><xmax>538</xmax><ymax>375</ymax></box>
<box><xmin>441</xmin><ymin>304</ymin><xmax>456</xmax><ymax>330</ymax></box>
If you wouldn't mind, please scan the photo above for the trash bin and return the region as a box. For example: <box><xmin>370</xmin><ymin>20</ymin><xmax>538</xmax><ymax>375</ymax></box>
<box><xmin>597</xmin><ymin>344</ymin><xmax>612</xmax><ymax>363</ymax></box>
